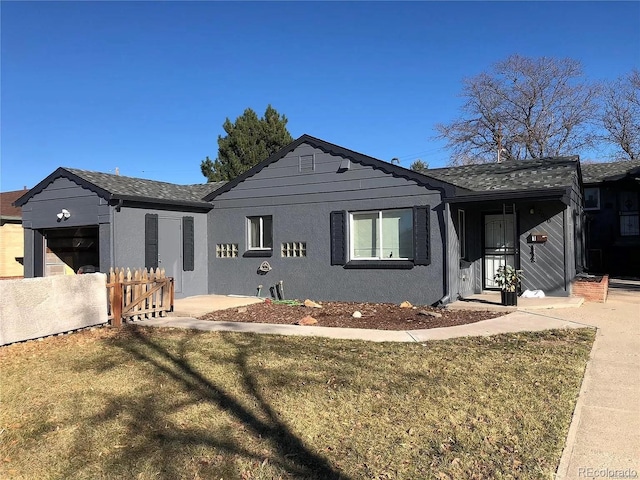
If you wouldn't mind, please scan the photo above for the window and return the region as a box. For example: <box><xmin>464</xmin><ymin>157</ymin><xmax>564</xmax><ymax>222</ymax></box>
<box><xmin>584</xmin><ymin>187</ymin><xmax>600</xmax><ymax>210</ymax></box>
<box><xmin>458</xmin><ymin>209</ymin><xmax>466</xmax><ymax>259</ymax></box>
<box><xmin>350</xmin><ymin>209</ymin><xmax>413</xmax><ymax>260</ymax></box>
<box><xmin>331</xmin><ymin>207</ymin><xmax>430</xmax><ymax>268</ymax></box>
<box><xmin>619</xmin><ymin>191</ymin><xmax>639</xmax><ymax>236</ymax></box>
<box><xmin>248</xmin><ymin>216</ymin><xmax>273</xmax><ymax>250</ymax></box>
<box><xmin>281</xmin><ymin>242</ymin><xmax>307</xmax><ymax>257</ymax></box>
<box><xmin>216</xmin><ymin>244</ymin><xmax>238</xmax><ymax>258</ymax></box>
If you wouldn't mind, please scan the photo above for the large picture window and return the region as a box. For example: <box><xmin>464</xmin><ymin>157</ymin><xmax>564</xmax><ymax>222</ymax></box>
<box><xmin>350</xmin><ymin>209</ymin><xmax>413</xmax><ymax>260</ymax></box>
<box><xmin>248</xmin><ymin>216</ymin><xmax>273</xmax><ymax>250</ymax></box>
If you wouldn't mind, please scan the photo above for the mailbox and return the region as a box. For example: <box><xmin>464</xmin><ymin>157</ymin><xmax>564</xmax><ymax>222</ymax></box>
<box><xmin>527</xmin><ymin>233</ymin><xmax>548</xmax><ymax>244</ymax></box>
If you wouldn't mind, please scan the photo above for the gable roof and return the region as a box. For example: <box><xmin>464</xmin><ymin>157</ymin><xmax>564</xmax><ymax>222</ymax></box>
<box><xmin>1</xmin><ymin>190</ymin><xmax>27</xmax><ymax>220</ymax></box>
<box><xmin>581</xmin><ymin>159</ymin><xmax>640</xmax><ymax>185</ymax></box>
<box><xmin>14</xmin><ymin>167</ymin><xmax>225</xmax><ymax>209</ymax></box>
<box><xmin>204</xmin><ymin>134</ymin><xmax>463</xmax><ymax>201</ymax></box>
<box><xmin>425</xmin><ymin>157</ymin><xmax>580</xmax><ymax>192</ymax></box>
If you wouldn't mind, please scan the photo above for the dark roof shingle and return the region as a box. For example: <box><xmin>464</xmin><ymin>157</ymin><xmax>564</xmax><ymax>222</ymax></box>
<box><xmin>1</xmin><ymin>190</ymin><xmax>27</xmax><ymax>219</ymax></box>
<box><xmin>581</xmin><ymin>160</ymin><xmax>640</xmax><ymax>184</ymax></box>
<box><xmin>424</xmin><ymin>157</ymin><xmax>579</xmax><ymax>192</ymax></box>
<box><xmin>63</xmin><ymin>168</ymin><xmax>225</xmax><ymax>203</ymax></box>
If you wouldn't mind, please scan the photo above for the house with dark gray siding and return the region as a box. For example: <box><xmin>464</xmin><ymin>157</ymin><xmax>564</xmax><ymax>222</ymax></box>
<box><xmin>581</xmin><ymin>160</ymin><xmax>640</xmax><ymax>276</ymax></box>
<box><xmin>14</xmin><ymin>168</ymin><xmax>223</xmax><ymax>297</ymax></box>
<box><xmin>15</xmin><ymin>134</ymin><xmax>586</xmax><ymax>303</ymax></box>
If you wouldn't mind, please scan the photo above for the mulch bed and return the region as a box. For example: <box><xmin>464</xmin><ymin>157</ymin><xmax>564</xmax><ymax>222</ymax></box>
<box><xmin>199</xmin><ymin>301</ymin><xmax>503</xmax><ymax>331</ymax></box>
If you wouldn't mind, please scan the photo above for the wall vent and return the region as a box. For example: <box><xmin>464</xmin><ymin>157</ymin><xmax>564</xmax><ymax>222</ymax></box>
<box><xmin>299</xmin><ymin>155</ymin><xmax>315</xmax><ymax>172</ymax></box>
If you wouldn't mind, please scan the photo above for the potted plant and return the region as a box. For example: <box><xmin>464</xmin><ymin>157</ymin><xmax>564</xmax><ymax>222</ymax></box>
<box><xmin>493</xmin><ymin>265</ymin><xmax>523</xmax><ymax>306</ymax></box>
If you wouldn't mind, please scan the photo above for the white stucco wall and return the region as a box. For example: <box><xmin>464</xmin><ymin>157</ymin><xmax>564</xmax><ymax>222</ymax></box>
<box><xmin>0</xmin><ymin>273</ymin><xmax>108</xmax><ymax>345</ymax></box>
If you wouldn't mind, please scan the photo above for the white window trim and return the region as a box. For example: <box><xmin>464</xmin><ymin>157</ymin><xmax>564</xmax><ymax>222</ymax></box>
<box><xmin>247</xmin><ymin>216</ymin><xmax>272</xmax><ymax>250</ymax></box>
<box><xmin>458</xmin><ymin>209</ymin><xmax>466</xmax><ymax>259</ymax></box>
<box><xmin>349</xmin><ymin>209</ymin><xmax>413</xmax><ymax>261</ymax></box>
<box><xmin>584</xmin><ymin>187</ymin><xmax>600</xmax><ymax>211</ymax></box>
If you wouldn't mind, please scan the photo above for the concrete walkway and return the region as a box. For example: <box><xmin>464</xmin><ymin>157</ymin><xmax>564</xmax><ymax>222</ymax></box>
<box><xmin>138</xmin><ymin>309</ymin><xmax>588</xmax><ymax>342</ymax></box>
<box><xmin>172</xmin><ymin>294</ymin><xmax>262</xmax><ymax>317</ymax></box>
<box><xmin>553</xmin><ymin>293</ymin><xmax>639</xmax><ymax>479</ymax></box>
<box><xmin>447</xmin><ymin>293</ymin><xmax>584</xmax><ymax>312</ymax></box>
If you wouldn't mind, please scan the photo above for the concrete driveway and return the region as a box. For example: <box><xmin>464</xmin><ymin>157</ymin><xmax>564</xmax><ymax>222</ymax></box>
<box><xmin>172</xmin><ymin>294</ymin><xmax>263</xmax><ymax>318</ymax></box>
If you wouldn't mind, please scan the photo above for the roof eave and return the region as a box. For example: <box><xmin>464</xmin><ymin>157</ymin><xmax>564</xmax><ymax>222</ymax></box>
<box><xmin>112</xmin><ymin>195</ymin><xmax>213</xmax><ymax>211</ymax></box>
<box><xmin>444</xmin><ymin>187</ymin><xmax>570</xmax><ymax>205</ymax></box>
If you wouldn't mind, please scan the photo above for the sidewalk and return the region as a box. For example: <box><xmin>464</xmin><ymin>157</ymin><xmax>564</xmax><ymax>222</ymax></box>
<box><xmin>552</xmin><ymin>297</ymin><xmax>639</xmax><ymax>479</ymax></box>
<box><xmin>137</xmin><ymin>310</ymin><xmax>588</xmax><ymax>343</ymax></box>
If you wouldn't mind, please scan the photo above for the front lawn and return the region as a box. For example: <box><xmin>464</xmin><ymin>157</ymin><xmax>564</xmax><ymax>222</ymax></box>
<box><xmin>0</xmin><ymin>326</ymin><xmax>594</xmax><ymax>479</ymax></box>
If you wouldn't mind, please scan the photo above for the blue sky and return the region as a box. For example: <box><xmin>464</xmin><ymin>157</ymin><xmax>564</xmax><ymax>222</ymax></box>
<box><xmin>1</xmin><ymin>1</ymin><xmax>639</xmax><ymax>192</ymax></box>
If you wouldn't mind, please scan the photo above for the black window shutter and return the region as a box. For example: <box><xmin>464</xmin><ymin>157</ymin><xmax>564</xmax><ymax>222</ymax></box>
<box><xmin>330</xmin><ymin>210</ymin><xmax>347</xmax><ymax>265</ymax></box>
<box><xmin>145</xmin><ymin>214</ymin><xmax>158</xmax><ymax>270</ymax></box>
<box><xmin>413</xmin><ymin>206</ymin><xmax>431</xmax><ymax>266</ymax></box>
<box><xmin>182</xmin><ymin>216</ymin><xmax>195</xmax><ymax>271</ymax></box>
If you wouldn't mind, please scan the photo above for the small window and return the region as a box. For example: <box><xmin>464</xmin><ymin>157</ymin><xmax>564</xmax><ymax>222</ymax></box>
<box><xmin>584</xmin><ymin>187</ymin><xmax>600</xmax><ymax>210</ymax></box>
<box><xmin>458</xmin><ymin>209</ymin><xmax>466</xmax><ymax>259</ymax></box>
<box><xmin>248</xmin><ymin>216</ymin><xmax>273</xmax><ymax>250</ymax></box>
<box><xmin>350</xmin><ymin>209</ymin><xmax>413</xmax><ymax>260</ymax></box>
<box><xmin>216</xmin><ymin>244</ymin><xmax>238</xmax><ymax>258</ymax></box>
<box><xmin>282</xmin><ymin>242</ymin><xmax>307</xmax><ymax>257</ymax></box>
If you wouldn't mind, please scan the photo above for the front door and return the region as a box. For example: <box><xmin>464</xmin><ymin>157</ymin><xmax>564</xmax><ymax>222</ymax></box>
<box><xmin>158</xmin><ymin>218</ymin><xmax>182</xmax><ymax>294</ymax></box>
<box><xmin>483</xmin><ymin>214</ymin><xmax>515</xmax><ymax>289</ymax></box>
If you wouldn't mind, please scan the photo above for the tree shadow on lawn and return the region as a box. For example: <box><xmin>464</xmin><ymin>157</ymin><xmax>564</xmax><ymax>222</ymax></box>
<box><xmin>65</xmin><ymin>327</ymin><xmax>349</xmax><ymax>480</ymax></box>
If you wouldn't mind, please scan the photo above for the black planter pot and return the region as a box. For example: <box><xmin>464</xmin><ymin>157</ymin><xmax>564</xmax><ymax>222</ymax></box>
<box><xmin>501</xmin><ymin>290</ymin><xmax>518</xmax><ymax>306</ymax></box>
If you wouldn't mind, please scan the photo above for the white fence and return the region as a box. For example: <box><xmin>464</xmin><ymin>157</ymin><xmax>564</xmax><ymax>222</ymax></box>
<box><xmin>0</xmin><ymin>274</ymin><xmax>108</xmax><ymax>346</ymax></box>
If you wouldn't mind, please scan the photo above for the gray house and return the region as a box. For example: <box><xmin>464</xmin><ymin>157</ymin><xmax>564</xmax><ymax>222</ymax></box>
<box><xmin>15</xmin><ymin>135</ymin><xmax>585</xmax><ymax>304</ymax></box>
<box><xmin>14</xmin><ymin>168</ymin><xmax>223</xmax><ymax>297</ymax></box>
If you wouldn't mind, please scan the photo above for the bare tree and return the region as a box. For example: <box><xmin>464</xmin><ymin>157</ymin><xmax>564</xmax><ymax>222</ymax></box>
<box><xmin>602</xmin><ymin>70</ymin><xmax>640</xmax><ymax>161</ymax></box>
<box><xmin>437</xmin><ymin>55</ymin><xmax>600</xmax><ymax>165</ymax></box>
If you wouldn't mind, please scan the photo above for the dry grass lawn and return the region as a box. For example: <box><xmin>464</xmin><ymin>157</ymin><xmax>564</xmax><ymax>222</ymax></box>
<box><xmin>0</xmin><ymin>325</ymin><xmax>594</xmax><ymax>479</ymax></box>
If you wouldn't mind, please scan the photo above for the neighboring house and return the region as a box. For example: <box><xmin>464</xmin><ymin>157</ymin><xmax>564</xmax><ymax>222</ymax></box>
<box><xmin>15</xmin><ymin>135</ymin><xmax>586</xmax><ymax>304</ymax></box>
<box><xmin>0</xmin><ymin>189</ymin><xmax>27</xmax><ymax>278</ymax></box>
<box><xmin>581</xmin><ymin>160</ymin><xmax>640</xmax><ymax>276</ymax></box>
<box><xmin>14</xmin><ymin>169</ymin><xmax>223</xmax><ymax>297</ymax></box>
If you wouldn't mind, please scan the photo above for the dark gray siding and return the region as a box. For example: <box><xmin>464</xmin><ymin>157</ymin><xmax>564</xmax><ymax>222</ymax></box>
<box><xmin>518</xmin><ymin>203</ymin><xmax>567</xmax><ymax>295</ymax></box>
<box><xmin>21</xmin><ymin>177</ymin><xmax>112</xmax><ymax>277</ymax></box>
<box><xmin>21</xmin><ymin>177</ymin><xmax>108</xmax><ymax>229</ymax></box>
<box><xmin>209</xmin><ymin>144</ymin><xmax>448</xmax><ymax>305</ymax></box>
<box><xmin>449</xmin><ymin>200</ymin><xmax>569</xmax><ymax>297</ymax></box>
<box><xmin>113</xmin><ymin>206</ymin><xmax>208</xmax><ymax>298</ymax></box>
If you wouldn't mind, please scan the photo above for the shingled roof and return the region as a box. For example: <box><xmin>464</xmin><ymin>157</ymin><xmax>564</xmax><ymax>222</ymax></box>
<box><xmin>15</xmin><ymin>167</ymin><xmax>225</xmax><ymax>208</ymax></box>
<box><xmin>424</xmin><ymin>157</ymin><xmax>580</xmax><ymax>192</ymax></box>
<box><xmin>63</xmin><ymin>168</ymin><xmax>225</xmax><ymax>203</ymax></box>
<box><xmin>581</xmin><ymin>159</ymin><xmax>640</xmax><ymax>185</ymax></box>
<box><xmin>1</xmin><ymin>190</ymin><xmax>27</xmax><ymax>219</ymax></box>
